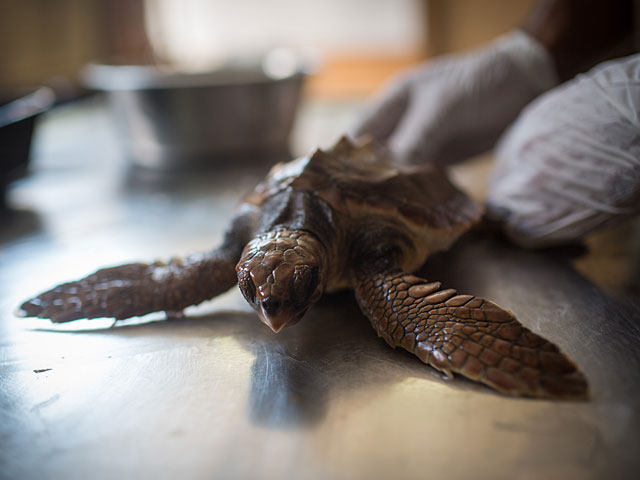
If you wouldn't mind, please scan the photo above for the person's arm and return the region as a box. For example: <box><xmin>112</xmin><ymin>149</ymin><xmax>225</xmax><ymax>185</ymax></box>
<box><xmin>523</xmin><ymin>0</ymin><xmax>635</xmax><ymax>82</ymax></box>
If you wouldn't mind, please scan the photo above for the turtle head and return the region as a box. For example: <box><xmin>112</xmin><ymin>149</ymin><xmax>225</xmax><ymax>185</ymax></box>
<box><xmin>236</xmin><ymin>230</ymin><xmax>326</xmax><ymax>333</ymax></box>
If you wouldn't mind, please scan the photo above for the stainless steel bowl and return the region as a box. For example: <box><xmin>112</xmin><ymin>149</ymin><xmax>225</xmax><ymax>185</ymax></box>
<box><xmin>83</xmin><ymin>56</ymin><xmax>305</xmax><ymax>169</ymax></box>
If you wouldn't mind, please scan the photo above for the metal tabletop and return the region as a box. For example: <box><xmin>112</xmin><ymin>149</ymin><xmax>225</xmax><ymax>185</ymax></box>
<box><xmin>1</xmin><ymin>98</ymin><xmax>639</xmax><ymax>480</ymax></box>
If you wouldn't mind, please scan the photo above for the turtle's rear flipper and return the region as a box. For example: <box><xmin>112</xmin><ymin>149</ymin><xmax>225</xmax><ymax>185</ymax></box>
<box><xmin>354</xmin><ymin>271</ymin><xmax>588</xmax><ymax>399</ymax></box>
<box><xmin>18</xmin><ymin>253</ymin><xmax>239</xmax><ymax>323</ymax></box>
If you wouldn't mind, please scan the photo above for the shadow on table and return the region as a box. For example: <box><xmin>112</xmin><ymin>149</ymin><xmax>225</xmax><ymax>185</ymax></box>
<box><xmin>29</xmin><ymin>231</ymin><xmax>640</xmax><ymax>430</ymax></box>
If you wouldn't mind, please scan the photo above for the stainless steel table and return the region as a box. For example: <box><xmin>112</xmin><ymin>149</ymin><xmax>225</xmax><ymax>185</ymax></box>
<box><xmin>1</xmin><ymin>98</ymin><xmax>639</xmax><ymax>480</ymax></box>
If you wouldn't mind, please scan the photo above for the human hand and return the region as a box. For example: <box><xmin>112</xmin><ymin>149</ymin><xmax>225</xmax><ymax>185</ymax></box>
<box><xmin>487</xmin><ymin>54</ymin><xmax>640</xmax><ymax>247</ymax></box>
<box><xmin>351</xmin><ymin>31</ymin><xmax>557</xmax><ymax>165</ymax></box>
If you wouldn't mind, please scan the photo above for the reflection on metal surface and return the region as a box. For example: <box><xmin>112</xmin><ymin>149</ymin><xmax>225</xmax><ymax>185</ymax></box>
<box><xmin>249</xmin><ymin>344</ymin><xmax>328</xmax><ymax>428</ymax></box>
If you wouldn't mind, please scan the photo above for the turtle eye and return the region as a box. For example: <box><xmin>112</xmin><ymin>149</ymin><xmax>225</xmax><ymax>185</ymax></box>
<box><xmin>291</xmin><ymin>266</ymin><xmax>319</xmax><ymax>306</ymax></box>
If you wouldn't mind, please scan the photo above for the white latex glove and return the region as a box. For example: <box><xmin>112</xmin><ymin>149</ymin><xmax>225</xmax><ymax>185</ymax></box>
<box><xmin>488</xmin><ymin>54</ymin><xmax>640</xmax><ymax>247</ymax></box>
<box><xmin>352</xmin><ymin>30</ymin><xmax>558</xmax><ymax>165</ymax></box>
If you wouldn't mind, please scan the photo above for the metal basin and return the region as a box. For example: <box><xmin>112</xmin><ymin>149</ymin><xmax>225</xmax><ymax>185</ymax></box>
<box><xmin>84</xmin><ymin>57</ymin><xmax>306</xmax><ymax>169</ymax></box>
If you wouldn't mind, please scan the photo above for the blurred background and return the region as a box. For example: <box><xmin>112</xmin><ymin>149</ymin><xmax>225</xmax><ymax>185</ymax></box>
<box><xmin>1</xmin><ymin>0</ymin><xmax>537</xmax><ymax>96</ymax></box>
<box><xmin>0</xmin><ymin>0</ymin><xmax>538</xmax><ymax>197</ymax></box>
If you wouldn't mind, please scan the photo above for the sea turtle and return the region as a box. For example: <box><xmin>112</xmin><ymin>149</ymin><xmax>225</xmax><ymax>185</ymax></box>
<box><xmin>18</xmin><ymin>137</ymin><xmax>587</xmax><ymax>399</ymax></box>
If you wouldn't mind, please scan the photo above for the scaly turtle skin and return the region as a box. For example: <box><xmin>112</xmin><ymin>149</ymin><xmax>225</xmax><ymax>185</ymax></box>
<box><xmin>18</xmin><ymin>137</ymin><xmax>588</xmax><ymax>399</ymax></box>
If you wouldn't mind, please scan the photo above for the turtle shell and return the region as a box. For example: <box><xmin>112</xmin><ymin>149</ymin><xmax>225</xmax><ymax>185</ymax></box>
<box><xmin>246</xmin><ymin>136</ymin><xmax>482</xmax><ymax>233</ymax></box>
<box><xmin>244</xmin><ymin>137</ymin><xmax>483</xmax><ymax>285</ymax></box>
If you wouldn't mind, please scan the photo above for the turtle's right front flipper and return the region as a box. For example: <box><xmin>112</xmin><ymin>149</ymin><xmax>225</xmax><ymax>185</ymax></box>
<box><xmin>18</xmin><ymin>256</ymin><xmax>236</xmax><ymax>323</ymax></box>
<box><xmin>18</xmin><ymin>208</ymin><xmax>258</xmax><ymax>323</ymax></box>
<box><xmin>354</xmin><ymin>270</ymin><xmax>588</xmax><ymax>399</ymax></box>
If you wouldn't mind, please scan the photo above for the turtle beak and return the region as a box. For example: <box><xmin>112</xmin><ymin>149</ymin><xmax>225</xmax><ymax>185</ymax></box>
<box><xmin>260</xmin><ymin>313</ymin><xmax>289</xmax><ymax>333</ymax></box>
<box><xmin>256</xmin><ymin>296</ymin><xmax>304</xmax><ymax>333</ymax></box>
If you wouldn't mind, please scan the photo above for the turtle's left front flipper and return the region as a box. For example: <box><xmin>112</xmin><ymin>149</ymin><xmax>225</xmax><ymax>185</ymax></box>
<box><xmin>18</xmin><ymin>209</ymin><xmax>257</xmax><ymax>323</ymax></box>
<box><xmin>354</xmin><ymin>270</ymin><xmax>588</xmax><ymax>399</ymax></box>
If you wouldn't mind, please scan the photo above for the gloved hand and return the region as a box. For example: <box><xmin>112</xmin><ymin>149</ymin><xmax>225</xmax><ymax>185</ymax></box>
<box><xmin>488</xmin><ymin>54</ymin><xmax>640</xmax><ymax>247</ymax></box>
<box><xmin>351</xmin><ymin>30</ymin><xmax>558</xmax><ymax>165</ymax></box>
